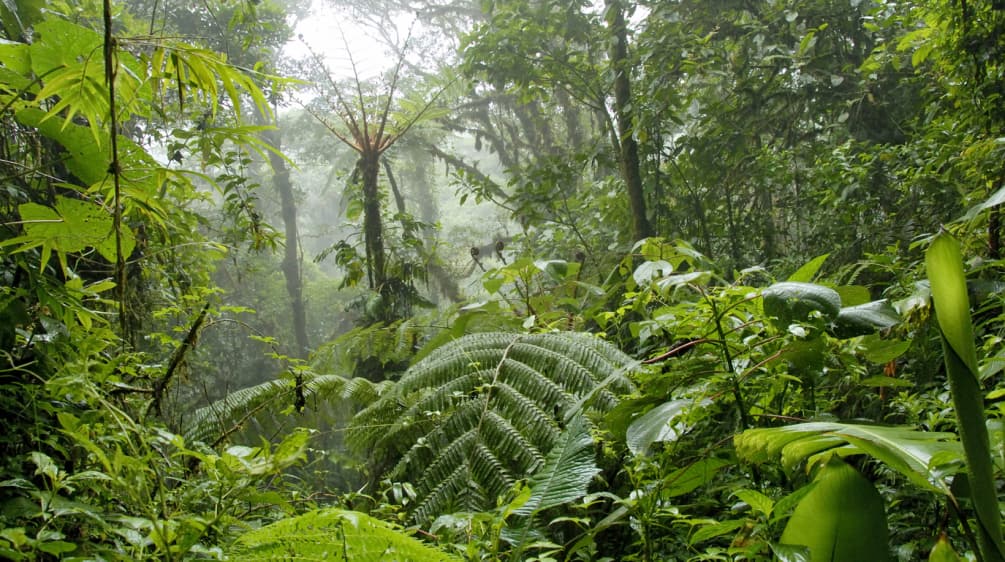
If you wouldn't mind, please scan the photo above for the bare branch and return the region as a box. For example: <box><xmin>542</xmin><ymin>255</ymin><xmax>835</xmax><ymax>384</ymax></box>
<box><xmin>373</xmin><ymin>19</ymin><xmax>416</xmax><ymax>151</ymax></box>
<box><xmin>301</xmin><ymin>37</ymin><xmax>363</xmax><ymax>141</ymax></box>
<box><xmin>339</xmin><ymin>22</ymin><xmax>372</xmax><ymax>149</ymax></box>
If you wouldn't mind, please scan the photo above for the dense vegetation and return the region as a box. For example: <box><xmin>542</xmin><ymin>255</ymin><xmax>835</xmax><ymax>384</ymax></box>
<box><xmin>2</xmin><ymin>0</ymin><xmax>1005</xmax><ymax>560</ymax></box>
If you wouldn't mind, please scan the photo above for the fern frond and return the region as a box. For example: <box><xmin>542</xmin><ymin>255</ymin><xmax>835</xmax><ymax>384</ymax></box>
<box><xmin>228</xmin><ymin>508</ymin><xmax>460</xmax><ymax>561</ymax></box>
<box><xmin>505</xmin><ymin>415</ymin><xmax>600</xmax><ymax>555</ymax></box>
<box><xmin>184</xmin><ymin>373</ymin><xmax>383</xmax><ymax>446</ymax></box>
<box><xmin>348</xmin><ymin>331</ymin><xmax>638</xmax><ymax>524</ymax></box>
<box><xmin>184</xmin><ymin>378</ymin><xmax>292</xmax><ymax>444</ymax></box>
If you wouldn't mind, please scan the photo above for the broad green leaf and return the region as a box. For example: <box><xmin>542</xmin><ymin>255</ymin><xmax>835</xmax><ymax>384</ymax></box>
<box><xmin>657</xmin><ymin>271</ymin><xmax>712</xmax><ymax>291</ymax></box>
<box><xmin>733</xmin><ymin>489</ymin><xmax>774</xmax><ymax>517</ymax></box>
<box><xmin>664</xmin><ymin>457</ymin><xmax>732</xmax><ymax>498</ymax></box>
<box><xmin>779</xmin><ymin>456</ymin><xmax>891</xmax><ymax>562</ymax></box>
<box><xmin>735</xmin><ymin>422</ymin><xmax>961</xmax><ymax>495</ymax></box>
<box><xmin>689</xmin><ymin>519</ymin><xmax>745</xmax><ymax>546</ymax></box>
<box><xmin>633</xmin><ymin>259</ymin><xmax>672</xmax><ymax>286</ymax></box>
<box><xmin>30</xmin><ymin>452</ymin><xmax>59</xmax><ymax>481</ymax></box>
<box><xmin>929</xmin><ymin>533</ymin><xmax>963</xmax><ymax>562</ymax></box>
<box><xmin>834</xmin><ymin>285</ymin><xmax>871</xmax><ymax>307</ymax></box>
<box><xmin>36</xmin><ymin>540</ymin><xmax>76</xmax><ymax>555</ymax></box>
<box><xmin>859</xmin><ymin>335</ymin><xmax>911</xmax><ymax>364</ymax></box>
<box><xmin>15</xmin><ymin>197</ymin><xmax>135</xmax><ymax>272</ymax></box>
<box><xmin>771</xmin><ymin>543</ymin><xmax>811</xmax><ymax>562</ymax></box>
<box><xmin>832</xmin><ymin>300</ymin><xmax>901</xmax><ymax>338</ymax></box>
<box><xmin>762</xmin><ymin>282</ymin><xmax>841</xmax><ymax>328</ymax></box>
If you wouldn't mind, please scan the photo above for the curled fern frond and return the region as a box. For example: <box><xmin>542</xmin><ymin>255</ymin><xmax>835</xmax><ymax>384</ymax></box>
<box><xmin>347</xmin><ymin>331</ymin><xmax>638</xmax><ymax>523</ymax></box>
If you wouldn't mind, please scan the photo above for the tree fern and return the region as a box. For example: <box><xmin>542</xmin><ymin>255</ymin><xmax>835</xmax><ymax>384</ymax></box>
<box><xmin>347</xmin><ymin>332</ymin><xmax>638</xmax><ymax>523</ymax></box>
<box><xmin>228</xmin><ymin>508</ymin><xmax>460</xmax><ymax>561</ymax></box>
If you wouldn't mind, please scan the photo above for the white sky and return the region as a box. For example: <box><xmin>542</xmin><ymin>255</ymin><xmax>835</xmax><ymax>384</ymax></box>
<box><xmin>282</xmin><ymin>3</ymin><xmax>411</xmax><ymax>82</ymax></box>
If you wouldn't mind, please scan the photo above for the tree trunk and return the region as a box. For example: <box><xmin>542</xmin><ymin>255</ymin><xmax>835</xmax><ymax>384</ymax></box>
<box><xmin>264</xmin><ymin>127</ymin><xmax>309</xmax><ymax>411</ymax></box>
<box><xmin>360</xmin><ymin>150</ymin><xmax>387</xmax><ymax>293</ymax></box>
<box><xmin>605</xmin><ymin>0</ymin><xmax>653</xmax><ymax>241</ymax></box>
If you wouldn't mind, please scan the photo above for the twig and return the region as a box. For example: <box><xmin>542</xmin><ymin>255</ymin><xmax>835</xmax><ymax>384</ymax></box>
<box><xmin>150</xmin><ymin>302</ymin><xmax>210</xmax><ymax>417</ymax></box>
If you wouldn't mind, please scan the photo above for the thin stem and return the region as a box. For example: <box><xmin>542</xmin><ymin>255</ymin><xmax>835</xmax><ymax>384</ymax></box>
<box><xmin>103</xmin><ymin>0</ymin><xmax>127</xmax><ymax>343</ymax></box>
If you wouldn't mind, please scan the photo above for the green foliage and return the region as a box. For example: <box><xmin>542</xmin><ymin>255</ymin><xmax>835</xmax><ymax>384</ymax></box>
<box><xmin>778</xmin><ymin>456</ymin><xmax>891</xmax><ymax>562</ymax></box>
<box><xmin>229</xmin><ymin>508</ymin><xmax>461</xmax><ymax>561</ymax></box>
<box><xmin>4</xmin><ymin>196</ymin><xmax>135</xmax><ymax>274</ymax></box>
<box><xmin>0</xmin><ymin>331</ymin><xmax>310</xmax><ymax>560</ymax></box>
<box><xmin>927</xmin><ymin>232</ymin><xmax>1005</xmax><ymax>561</ymax></box>
<box><xmin>736</xmin><ymin>422</ymin><xmax>961</xmax><ymax>495</ymax></box>
<box><xmin>348</xmin><ymin>331</ymin><xmax>637</xmax><ymax>524</ymax></box>
<box><xmin>762</xmin><ymin>282</ymin><xmax>842</xmax><ymax>328</ymax></box>
<box><xmin>184</xmin><ymin>373</ymin><xmax>389</xmax><ymax>446</ymax></box>
<box><xmin>510</xmin><ymin>414</ymin><xmax>599</xmax><ymax>519</ymax></box>
<box><xmin>8</xmin><ymin>0</ymin><xmax>1005</xmax><ymax>559</ymax></box>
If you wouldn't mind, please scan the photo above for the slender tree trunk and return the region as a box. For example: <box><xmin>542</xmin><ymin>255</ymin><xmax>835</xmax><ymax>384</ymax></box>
<box><xmin>264</xmin><ymin>127</ymin><xmax>308</xmax><ymax>411</ymax></box>
<box><xmin>606</xmin><ymin>0</ymin><xmax>653</xmax><ymax>241</ymax></box>
<box><xmin>556</xmin><ymin>89</ymin><xmax>584</xmax><ymax>150</ymax></box>
<box><xmin>360</xmin><ymin>150</ymin><xmax>387</xmax><ymax>293</ymax></box>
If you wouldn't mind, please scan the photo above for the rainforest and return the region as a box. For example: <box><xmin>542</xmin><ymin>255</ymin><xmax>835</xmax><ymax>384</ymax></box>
<box><xmin>2</xmin><ymin>0</ymin><xmax>1005</xmax><ymax>560</ymax></box>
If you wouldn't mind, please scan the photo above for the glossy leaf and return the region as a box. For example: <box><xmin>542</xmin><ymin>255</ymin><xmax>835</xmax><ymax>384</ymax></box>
<box><xmin>786</xmin><ymin>253</ymin><xmax>829</xmax><ymax>282</ymax></box>
<box><xmin>832</xmin><ymin>299</ymin><xmax>901</xmax><ymax>338</ymax></box>
<box><xmin>779</xmin><ymin>456</ymin><xmax>891</xmax><ymax>562</ymax></box>
<box><xmin>927</xmin><ymin>232</ymin><xmax>1005</xmax><ymax>561</ymax></box>
<box><xmin>762</xmin><ymin>282</ymin><xmax>841</xmax><ymax>328</ymax></box>
<box><xmin>735</xmin><ymin>422</ymin><xmax>961</xmax><ymax>494</ymax></box>
<box><xmin>929</xmin><ymin>533</ymin><xmax>963</xmax><ymax>562</ymax></box>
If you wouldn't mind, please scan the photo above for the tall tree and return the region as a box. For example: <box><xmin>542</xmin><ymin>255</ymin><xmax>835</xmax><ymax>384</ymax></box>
<box><xmin>305</xmin><ymin>38</ymin><xmax>446</xmax><ymax>321</ymax></box>
<box><xmin>605</xmin><ymin>0</ymin><xmax>652</xmax><ymax>241</ymax></box>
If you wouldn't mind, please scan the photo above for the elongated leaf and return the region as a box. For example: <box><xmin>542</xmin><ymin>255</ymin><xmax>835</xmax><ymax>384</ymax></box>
<box><xmin>927</xmin><ymin>232</ymin><xmax>1005</xmax><ymax>561</ymax></box>
<box><xmin>665</xmin><ymin>457</ymin><xmax>732</xmax><ymax>497</ymax></box>
<box><xmin>787</xmin><ymin>253</ymin><xmax>829</xmax><ymax>282</ymax></box>
<box><xmin>962</xmin><ymin>184</ymin><xmax>1005</xmax><ymax>221</ymax></box>
<box><xmin>735</xmin><ymin>422</ymin><xmax>961</xmax><ymax>494</ymax></box>
<box><xmin>928</xmin><ymin>234</ymin><xmax>979</xmax><ymax>375</ymax></box>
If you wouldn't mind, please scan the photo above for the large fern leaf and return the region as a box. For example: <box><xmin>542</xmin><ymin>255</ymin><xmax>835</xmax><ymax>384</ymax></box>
<box><xmin>228</xmin><ymin>508</ymin><xmax>460</xmax><ymax>561</ymax></box>
<box><xmin>347</xmin><ymin>332</ymin><xmax>638</xmax><ymax>523</ymax></box>
<box><xmin>184</xmin><ymin>374</ymin><xmax>388</xmax><ymax>445</ymax></box>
